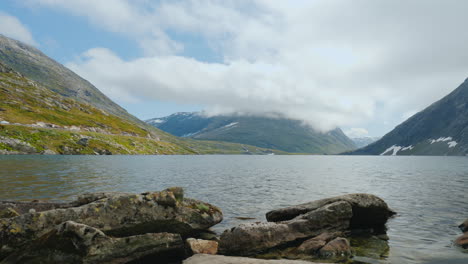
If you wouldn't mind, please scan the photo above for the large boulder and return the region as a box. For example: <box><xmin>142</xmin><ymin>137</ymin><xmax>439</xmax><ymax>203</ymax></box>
<box><xmin>1</xmin><ymin>221</ymin><xmax>184</xmax><ymax>264</ymax></box>
<box><xmin>219</xmin><ymin>201</ymin><xmax>352</xmax><ymax>256</ymax></box>
<box><xmin>183</xmin><ymin>254</ymin><xmax>333</xmax><ymax>264</ymax></box>
<box><xmin>266</xmin><ymin>193</ymin><xmax>395</xmax><ymax>229</ymax></box>
<box><xmin>220</xmin><ymin>194</ymin><xmax>394</xmax><ymax>257</ymax></box>
<box><xmin>0</xmin><ymin>187</ymin><xmax>222</xmax><ymax>259</ymax></box>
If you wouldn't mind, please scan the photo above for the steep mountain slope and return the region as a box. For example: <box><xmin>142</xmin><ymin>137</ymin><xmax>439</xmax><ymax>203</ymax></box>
<box><xmin>0</xmin><ymin>35</ymin><xmax>134</xmax><ymax>120</ymax></box>
<box><xmin>147</xmin><ymin>113</ymin><xmax>356</xmax><ymax>154</ymax></box>
<box><xmin>350</xmin><ymin>78</ymin><xmax>468</xmax><ymax>156</ymax></box>
<box><xmin>0</xmin><ymin>62</ymin><xmax>195</xmax><ymax>154</ymax></box>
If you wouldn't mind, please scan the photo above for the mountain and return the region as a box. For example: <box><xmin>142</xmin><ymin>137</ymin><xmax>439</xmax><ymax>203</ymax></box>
<box><xmin>350</xmin><ymin>78</ymin><xmax>468</xmax><ymax>156</ymax></box>
<box><xmin>147</xmin><ymin>112</ymin><xmax>357</xmax><ymax>154</ymax></box>
<box><xmin>0</xmin><ymin>35</ymin><xmax>280</xmax><ymax>155</ymax></box>
<box><xmin>351</xmin><ymin>137</ymin><xmax>380</xmax><ymax>148</ymax></box>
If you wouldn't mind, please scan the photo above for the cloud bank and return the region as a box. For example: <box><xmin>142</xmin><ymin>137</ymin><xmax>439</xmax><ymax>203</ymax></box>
<box><xmin>30</xmin><ymin>0</ymin><xmax>468</xmax><ymax>132</ymax></box>
<box><xmin>0</xmin><ymin>12</ymin><xmax>37</xmax><ymax>46</ymax></box>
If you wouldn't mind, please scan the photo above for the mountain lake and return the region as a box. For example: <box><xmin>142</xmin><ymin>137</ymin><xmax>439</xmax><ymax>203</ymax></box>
<box><xmin>0</xmin><ymin>155</ymin><xmax>467</xmax><ymax>264</ymax></box>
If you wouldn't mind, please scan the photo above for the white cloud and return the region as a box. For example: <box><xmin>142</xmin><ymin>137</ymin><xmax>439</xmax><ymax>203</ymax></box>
<box><xmin>0</xmin><ymin>12</ymin><xmax>37</xmax><ymax>46</ymax></box>
<box><xmin>344</xmin><ymin>128</ymin><xmax>369</xmax><ymax>138</ymax></box>
<box><xmin>29</xmin><ymin>1</ymin><xmax>468</xmax><ymax>133</ymax></box>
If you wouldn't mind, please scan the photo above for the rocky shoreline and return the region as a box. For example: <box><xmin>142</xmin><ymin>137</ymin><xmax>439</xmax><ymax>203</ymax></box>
<box><xmin>0</xmin><ymin>188</ymin><xmax>460</xmax><ymax>263</ymax></box>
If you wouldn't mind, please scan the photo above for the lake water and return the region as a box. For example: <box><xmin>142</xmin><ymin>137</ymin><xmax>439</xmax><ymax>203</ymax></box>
<box><xmin>0</xmin><ymin>155</ymin><xmax>467</xmax><ymax>263</ymax></box>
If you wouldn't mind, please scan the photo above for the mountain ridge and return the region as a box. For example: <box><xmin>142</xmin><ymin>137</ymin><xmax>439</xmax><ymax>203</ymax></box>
<box><xmin>147</xmin><ymin>112</ymin><xmax>357</xmax><ymax>154</ymax></box>
<box><xmin>349</xmin><ymin>78</ymin><xmax>468</xmax><ymax>156</ymax></box>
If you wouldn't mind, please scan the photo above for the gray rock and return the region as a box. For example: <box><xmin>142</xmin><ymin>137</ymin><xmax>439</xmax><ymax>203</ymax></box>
<box><xmin>220</xmin><ymin>194</ymin><xmax>394</xmax><ymax>257</ymax></box>
<box><xmin>1</xmin><ymin>221</ymin><xmax>184</xmax><ymax>264</ymax></box>
<box><xmin>183</xmin><ymin>254</ymin><xmax>332</xmax><ymax>264</ymax></box>
<box><xmin>0</xmin><ymin>188</ymin><xmax>222</xmax><ymax>257</ymax></box>
<box><xmin>266</xmin><ymin>193</ymin><xmax>395</xmax><ymax>229</ymax></box>
<box><xmin>77</xmin><ymin>137</ymin><xmax>90</xmax><ymax>146</ymax></box>
<box><xmin>219</xmin><ymin>201</ymin><xmax>352</xmax><ymax>256</ymax></box>
<box><xmin>0</xmin><ymin>136</ymin><xmax>37</xmax><ymax>154</ymax></box>
<box><xmin>296</xmin><ymin>232</ymin><xmax>343</xmax><ymax>254</ymax></box>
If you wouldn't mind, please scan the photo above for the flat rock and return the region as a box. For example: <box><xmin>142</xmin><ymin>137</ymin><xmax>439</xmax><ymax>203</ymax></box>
<box><xmin>0</xmin><ymin>200</ymin><xmax>71</xmax><ymax>215</ymax></box>
<box><xmin>1</xmin><ymin>221</ymin><xmax>184</xmax><ymax>264</ymax></box>
<box><xmin>183</xmin><ymin>254</ymin><xmax>332</xmax><ymax>264</ymax></box>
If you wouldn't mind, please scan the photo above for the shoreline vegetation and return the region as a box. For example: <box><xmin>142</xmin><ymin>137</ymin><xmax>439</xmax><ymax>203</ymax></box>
<box><xmin>0</xmin><ymin>187</ymin><xmax>404</xmax><ymax>263</ymax></box>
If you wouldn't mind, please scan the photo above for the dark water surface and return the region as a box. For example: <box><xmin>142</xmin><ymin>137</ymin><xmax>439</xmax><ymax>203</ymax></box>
<box><xmin>0</xmin><ymin>155</ymin><xmax>467</xmax><ymax>263</ymax></box>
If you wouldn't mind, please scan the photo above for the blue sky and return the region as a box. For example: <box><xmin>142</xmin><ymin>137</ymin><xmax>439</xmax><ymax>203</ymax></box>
<box><xmin>1</xmin><ymin>1</ymin><xmax>468</xmax><ymax>137</ymax></box>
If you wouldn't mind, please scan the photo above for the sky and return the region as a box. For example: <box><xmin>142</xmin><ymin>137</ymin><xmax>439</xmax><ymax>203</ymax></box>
<box><xmin>1</xmin><ymin>1</ymin><xmax>468</xmax><ymax>138</ymax></box>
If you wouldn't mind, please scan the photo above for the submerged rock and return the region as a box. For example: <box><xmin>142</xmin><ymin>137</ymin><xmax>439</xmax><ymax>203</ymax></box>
<box><xmin>0</xmin><ymin>187</ymin><xmax>222</xmax><ymax>262</ymax></box>
<box><xmin>1</xmin><ymin>221</ymin><xmax>184</xmax><ymax>264</ymax></box>
<box><xmin>219</xmin><ymin>193</ymin><xmax>394</xmax><ymax>263</ymax></box>
<box><xmin>318</xmin><ymin>237</ymin><xmax>351</xmax><ymax>258</ymax></box>
<box><xmin>183</xmin><ymin>254</ymin><xmax>332</xmax><ymax>264</ymax></box>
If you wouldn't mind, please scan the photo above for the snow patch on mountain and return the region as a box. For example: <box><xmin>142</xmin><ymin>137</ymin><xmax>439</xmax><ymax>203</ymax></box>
<box><xmin>429</xmin><ymin>137</ymin><xmax>452</xmax><ymax>144</ymax></box>
<box><xmin>221</xmin><ymin>122</ymin><xmax>239</xmax><ymax>129</ymax></box>
<box><xmin>380</xmin><ymin>145</ymin><xmax>413</xmax><ymax>156</ymax></box>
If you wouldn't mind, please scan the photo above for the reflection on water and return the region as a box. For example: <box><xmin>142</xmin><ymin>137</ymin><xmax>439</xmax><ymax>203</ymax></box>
<box><xmin>1</xmin><ymin>155</ymin><xmax>467</xmax><ymax>263</ymax></box>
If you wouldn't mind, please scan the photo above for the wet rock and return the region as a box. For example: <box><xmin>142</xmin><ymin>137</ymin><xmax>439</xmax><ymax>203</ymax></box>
<box><xmin>183</xmin><ymin>254</ymin><xmax>331</xmax><ymax>264</ymax></box>
<box><xmin>1</xmin><ymin>221</ymin><xmax>184</xmax><ymax>264</ymax></box>
<box><xmin>186</xmin><ymin>238</ymin><xmax>218</xmax><ymax>255</ymax></box>
<box><xmin>219</xmin><ymin>201</ymin><xmax>352</xmax><ymax>256</ymax></box>
<box><xmin>350</xmin><ymin>235</ymin><xmax>389</xmax><ymax>259</ymax></box>
<box><xmin>455</xmin><ymin>233</ymin><xmax>468</xmax><ymax>249</ymax></box>
<box><xmin>318</xmin><ymin>237</ymin><xmax>351</xmax><ymax>258</ymax></box>
<box><xmin>0</xmin><ymin>187</ymin><xmax>222</xmax><ymax>257</ymax></box>
<box><xmin>220</xmin><ymin>194</ymin><xmax>393</xmax><ymax>258</ymax></box>
<box><xmin>266</xmin><ymin>193</ymin><xmax>395</xmax><ymax>229</ymax></box>
<box><xmin>459</xmin><ymin>219</ymin><xmax>468</xmax><ymax>233</ymax></box>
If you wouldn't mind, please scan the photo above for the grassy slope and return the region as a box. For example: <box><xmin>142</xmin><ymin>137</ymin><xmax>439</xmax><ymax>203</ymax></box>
<box><xmin>0</xmin><ymin>65</ymin><xmax>282</xmax><ymax>155</ymax></box>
